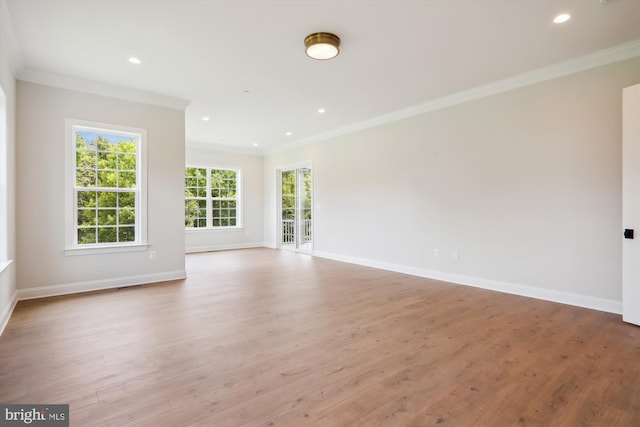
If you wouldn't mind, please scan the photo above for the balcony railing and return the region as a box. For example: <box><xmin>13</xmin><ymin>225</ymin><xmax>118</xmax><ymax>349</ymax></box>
<box><xmin>282</xmin><ymin>219</ymin><xmax>312</xmax><ymax>245</ymax></box>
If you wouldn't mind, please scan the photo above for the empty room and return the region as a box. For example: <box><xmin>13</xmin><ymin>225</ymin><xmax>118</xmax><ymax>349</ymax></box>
<box><xmin>1</xmin><ymin>0</ymin><xmax>640</xmax><ymax>426</ymax></box>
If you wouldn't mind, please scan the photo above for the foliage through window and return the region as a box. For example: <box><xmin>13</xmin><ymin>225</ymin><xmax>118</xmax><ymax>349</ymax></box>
<box><xmin>185</xmin><ymin>167</ymin><xmax>240</xmax><ymax>229</ymax></box>
<box><xmin>72</xmin><ymin>124</ymin><xmax>142</xmax><ymax>246</ymax></box>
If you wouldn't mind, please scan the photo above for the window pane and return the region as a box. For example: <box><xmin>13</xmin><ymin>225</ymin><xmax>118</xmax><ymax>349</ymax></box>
<box><xmin>76</xmin><ymin>151</ymin><xmax>96</xmax><ymax>168</ymax></box>
<box><xmin>119</xmin><ymin>208</ymin><xmax>135</xmax><ymax>225</ymax></box>
<box><xmin>118</xmin><ymin>226</ymin><xmax>135</xmax><ymax>242</ymax></box>
<box><xmin>98</xmin><ymin>209</ymin><xmax>117</xmax><ymax>226</ymax></box>
<box><xmin>76</xmin><ymin>169</ymin><xmax>96</xmax><ymax>187</ymax></box>
<box><xmin>118</xmin><ymin>153</ymin><xmax>136</xmax><ymax>171</ymax></box>
<box><xmin>118</xmin><ymin>140</ymin><xmax>137</xmax><ymax>154</ymax></box>
<box><xmin>118</xmin><ymin>192</ymin><xmax>135</xmax><ymax>208</ymax></box>
<box><xmin>98</xmin><ymin>152</ymin><xmax>116</xmax><ymax>170</ymax></box>
<box><xmin>118</xmin><ymin>172</ymin><xmax>136</xmax><ymax>188</ymax></box>
<box><xmin>98</xmin><ymin>192</ymin><xmax>117</xmax><ymax>208</ymax></box>
<box><xmin>97</xmin><ymin>171</ymin><xmax>116</xmax><ymax>187</ymax></box>
<box><xmin>78</xmin><ymin>209</ymin><xmax>96</xmax><ymax>226</ymax></box>
<box><xmin>221</xmin><ymin>218</ymin><xmax>229</xmax><ymax>227</ymax></box>
<box><xmin>96</xmin><ymin>136</ymin><xmax>113</xmax><ymax>152</ymax></box>
<box><xmin>97</xmin><ymin>227</ymin><xmax>117</xmax><ymax>243</ymax></box>
<box><xmin>78</xmin><ymin>191</ymin><xmax>97</xmax><ymax>208</ymax></box>
<box><xmin>229</xmin><ymin>218</ymin><xmax>236</xmax><ymax>227</ymax></box>
<box><xmin>185</xmin><ymin>200</ymin><xmax>199</xmax><ymax>228</ymax></box>
<box><xmin>76</xmin><ymin>134</ymin><xmax>92</xmax><ymax>151</ymax></box>
<box><xmin>78</xmin><ymin>228</ymin><xmax>96</xmax><ymax>244</ymax></box>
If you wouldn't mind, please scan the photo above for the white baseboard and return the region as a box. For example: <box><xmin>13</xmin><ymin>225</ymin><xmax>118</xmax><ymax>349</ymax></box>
<box><xmin>185</xmin><ymin>242</ymin><xmax>265</xmax><ymax>253</ymax></box>
<box><xmin>17</xmin><ymin>270</ymin><xmax>187</xmax><ymax>301</ymax></box>
<box><xmin>313</xmin><ymin>250</ymin><xmax>622</xmax><ymax>315</ymax></box>
<box><xmin>0</xmin><ymin>290</ymin><xmax>17</xmax><ymax>336</ymax></box>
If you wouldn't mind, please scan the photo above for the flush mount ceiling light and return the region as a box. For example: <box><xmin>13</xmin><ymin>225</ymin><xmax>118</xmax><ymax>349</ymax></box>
<box><xmin>304</xmin><ymin>32</ymin><xmax>340</xmax><ymax>60</ymax></box>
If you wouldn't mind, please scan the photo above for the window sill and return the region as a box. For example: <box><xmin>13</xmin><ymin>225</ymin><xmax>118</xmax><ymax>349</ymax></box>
<box><xmin>185</xmin><ymin>227</ymin><xmax>244</xmax><ymax>234</ymax></box>
<box><xmin>64</xmin><ymin>244</ymin><xmax>149</xmax><ymax>256</ymax></box>
<box><xmin>0</xmin><ymin>259</ymin><xmax>14</xmax><ymax>275</ymax></box>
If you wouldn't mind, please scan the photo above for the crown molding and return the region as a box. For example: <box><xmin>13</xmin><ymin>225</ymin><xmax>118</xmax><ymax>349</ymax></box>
<box><xmin>18</xmin><ymin>68</ymin><xmax>191</xmax><ymax>110</ymax></box>
<box><xmin>186</xmin><ymin>139</ymin><xmax>264</xmax><ymax>156</ymax></box>
<box><xmin>0</xmin><ymin>0</ymin><xmax>24</xmax><ymax>75</ymax></box>
<box><xmin>266</xmin><ymin>38</ymin><xmax>640</xmax><ymax>155</ymax></box>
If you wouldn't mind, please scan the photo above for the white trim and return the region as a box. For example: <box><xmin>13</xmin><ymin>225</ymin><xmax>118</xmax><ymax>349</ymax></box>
<box><xmin>64</xmin><ymin>244</ymin><xmax>149</xmax><ymax>256</ymax></box>
<box><xmin>186</xmin><ymin>242</ymin><xmax>264</xmax><ymax>254</ymax></box>
<box><xmin>185</xmin><ymin>227</ymin><xmax>245</xmax><ymax>234</ymax></box>
<box><xmin>16</xmin><ymin>270</ymin><xmax>186</xmax><ymax>301</ymax></box>
<box><xmin>313</xmin><ymin>250</ymin><xmax>622</xmax><ymax>315</ymax></box>
<box><xmin>0</xmin><ymin>258</ymin><xmax>12</xmax><ymax>275</ymax></box>
<box><xmin>266</xmin><ymin>38</ymin><xmax>640</xmax><ymax>155</ymax></box>
<box><xmin>0</xmin><ymin>288</ymin><xmax>17</xmax><ymax>336</ymax></box>
<box><xmin>0</xmin><ymin>84</ymin><xmax>7</xmax><ymax>264</ymax></box>
<box><xmin>0</xmin><ymin>0</ymin><xmax>23</xmax><ymax>75</ymax></box>
<box><xmin>18</xmin><ymin>68</ymin><xmax>190</xmax><ymax>110</ymax></box>
<box><xmin>186</xmin><ymin>140</ymin><xmax>263</xmax><ymax>156</ymax></box>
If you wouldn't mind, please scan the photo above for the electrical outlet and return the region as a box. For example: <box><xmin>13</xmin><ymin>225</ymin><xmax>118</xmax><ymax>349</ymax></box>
<box><xmin>434</xmin><ymin>248</ymin><xmax>440</xmax><ymax>257</ymax></box>
<box><xmin>149</xmin><ymin>250</ymin><xmax>157</xmax><ymax>260</ymax></box>
<box><xmin>453</xmin><ymin>250</ymin><xmax>460</xmax><ymax>260</ymax></box>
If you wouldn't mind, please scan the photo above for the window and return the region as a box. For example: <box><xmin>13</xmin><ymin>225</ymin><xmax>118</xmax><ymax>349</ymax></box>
<box><xmin>66</xmin><ymin>120</ymin><xmax>147</xmax><ymax>251</ymax></box>
<box><xmin>0</xmin><ymin>85</ymin><xmax>7</xmax><ymax>267</ymax></box>
<box><xmin>185</xmin><ymin>167</ymin><xmax>241</xmax><ymax>229</ymax></box>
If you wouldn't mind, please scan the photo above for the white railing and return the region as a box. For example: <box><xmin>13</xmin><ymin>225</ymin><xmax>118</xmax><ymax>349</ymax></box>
<box><xmin>282</xmin><ymin>219</ymin><xmax>312</xmax><ymax>245</ymax></box>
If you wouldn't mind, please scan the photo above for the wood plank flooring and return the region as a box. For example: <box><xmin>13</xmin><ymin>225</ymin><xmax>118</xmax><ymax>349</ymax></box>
<box><xmin>1</xmin><ymin>248</ymin><xmax>640</xmax><ymax>426</ymax></box>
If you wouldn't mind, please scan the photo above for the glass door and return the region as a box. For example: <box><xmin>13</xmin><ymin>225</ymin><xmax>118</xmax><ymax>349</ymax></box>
<box><xmin>279</xmin><ymin>167</ymin><xmax>312</xmax><ymax>252</ymax></box>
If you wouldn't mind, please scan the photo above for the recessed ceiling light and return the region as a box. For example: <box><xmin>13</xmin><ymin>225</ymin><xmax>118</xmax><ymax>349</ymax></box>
<box><xmin>202</xmin><ymin>116</ymin><xmax>210</xmax><ymax>121</ymax></box>
<box><xmin>285</xmin><ymin>132</ymin><xmax>293</xmax><ymax>136</ymax></box>
<box><xmin>553</xmin><ymin>13</ymin><xmax>571</xmax><ymax>24</ymax></box>
<box><xmin>318</xmin><ymin>108</ymin><xmax>326</xmax><ymax>114</ymax></box>
<box><xmin>128</xmin><ymin>57</ymin><xmax>142</xmax><ymax>64</ymax></box>
<box><xmin>252</xmin><ymin>142</ymin><xmax>259</xmax><ymax>147</ymax></box>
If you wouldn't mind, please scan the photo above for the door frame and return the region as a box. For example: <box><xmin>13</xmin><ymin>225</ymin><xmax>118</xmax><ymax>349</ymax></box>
<box><xmin>623</xmin><ymin>83</ymin><xmax>640</xmax><ymax>325</ymax></box>
<box><xmin>276</xmin><ymin>161</ymin><xmax>313</xmax><ymax>253</ymax></box>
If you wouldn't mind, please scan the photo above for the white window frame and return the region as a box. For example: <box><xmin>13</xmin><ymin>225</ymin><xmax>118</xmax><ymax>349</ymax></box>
<box><xmin>0</xmin><ymin>84</ymin><xmax>9</xmax><ymax>272</ymax></box>
<box><xmin>185</xmin><ymin>165</ymin><xmax>243</xmax><ymax>231</ymax></box>
<box><xmin>65</xmin><ymin>119</ymin><xmax>148</xmax><ymax>255</ymax></box>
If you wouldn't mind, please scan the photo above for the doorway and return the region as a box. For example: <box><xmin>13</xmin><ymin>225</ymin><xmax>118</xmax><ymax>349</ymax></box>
<box><xmin>278</xmin><ymin>165</ymin><xmax>312</xmax><ymax>252</ymax></box>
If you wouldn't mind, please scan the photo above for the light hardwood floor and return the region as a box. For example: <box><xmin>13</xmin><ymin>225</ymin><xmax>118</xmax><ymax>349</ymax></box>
<box><xmin>1</xmin><ymin>248</ymin><xmax>640</xmax><ymax>426</ymax></box>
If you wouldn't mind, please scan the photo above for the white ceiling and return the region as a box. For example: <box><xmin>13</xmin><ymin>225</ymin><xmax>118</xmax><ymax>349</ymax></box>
<box><xmin>4</xmin><ymin>0</ymin><xmax>640</xmax><ymax>153</ymax></box>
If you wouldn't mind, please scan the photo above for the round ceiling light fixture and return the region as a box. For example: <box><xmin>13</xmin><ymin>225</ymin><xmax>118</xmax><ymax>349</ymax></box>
<box><xmin>304</xmin><ymin>32</ymin><xmax>340</xmax><ymax>60</ymax></box>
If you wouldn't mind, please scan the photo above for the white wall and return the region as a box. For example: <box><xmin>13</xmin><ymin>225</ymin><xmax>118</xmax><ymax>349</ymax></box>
<box><xmin>16</xmin><ymin>82</ymin><xmax>186</xmax><ymax>297</ymax></box>
<box><xmin>185</xmin><ymin>146</ymin><xmax>264</xmax><ymax>252</ymax></box>
<box><xmin>264</xmin><ymin>57</ymin><xmax>640</xmax><ymax>312</ymax></box>
<box><xmin>0</xmin><ymin>7</ymin><xmax>17</xmax><ymax>333</ymax></box>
